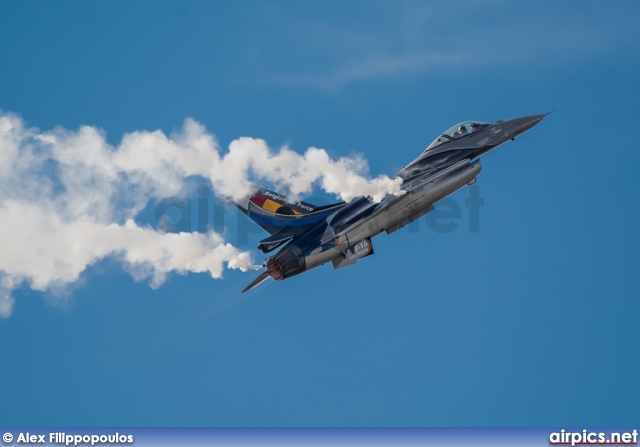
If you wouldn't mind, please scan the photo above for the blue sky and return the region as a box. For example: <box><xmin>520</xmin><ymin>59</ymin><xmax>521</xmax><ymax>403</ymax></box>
<box><xmin>1</xmin><ymin>0</ymin><xmax>639</xmax><ymax>427</ymax></box>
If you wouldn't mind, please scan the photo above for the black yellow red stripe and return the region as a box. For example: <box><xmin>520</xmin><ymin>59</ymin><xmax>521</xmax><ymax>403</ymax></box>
<box><xmin>250</xmin><ymin>194</ymin><xmax>302</xmax><ymax>215</ymax></box>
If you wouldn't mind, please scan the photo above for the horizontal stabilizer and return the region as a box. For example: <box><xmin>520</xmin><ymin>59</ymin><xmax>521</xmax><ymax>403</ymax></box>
<box><xmin>257</xmin><ymin>226</ymin><xmax>301</xmax><ymax>253</ymax></box>
<box><xmin>242</xmin><ymin>271</ymin><xmax>271</xmax><ymax>293</ymax></box>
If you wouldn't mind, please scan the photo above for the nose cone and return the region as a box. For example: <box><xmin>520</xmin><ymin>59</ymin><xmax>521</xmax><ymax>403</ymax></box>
<box><xmin>510</xmin><ymin>113</ymin><xmax>547</xmax><ymax>135</ymax></box>
<box><xmin>486</xmin><ymin>113</ymin><xmax>548</xmax><ymax>147</ymax></box>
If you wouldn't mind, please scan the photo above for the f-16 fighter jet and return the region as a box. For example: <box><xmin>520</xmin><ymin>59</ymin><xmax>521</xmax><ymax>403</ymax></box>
<box><xmin>234</xmin><ymin>113</ymin><xmax>549</xmax><ymax>292</ymax></box>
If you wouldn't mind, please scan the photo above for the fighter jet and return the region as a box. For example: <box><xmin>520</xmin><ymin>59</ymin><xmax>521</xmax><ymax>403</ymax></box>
<box><xmin>233</xmin><ymin>113</ymin><xmax>549</xmax><ymax>292</ymax></box>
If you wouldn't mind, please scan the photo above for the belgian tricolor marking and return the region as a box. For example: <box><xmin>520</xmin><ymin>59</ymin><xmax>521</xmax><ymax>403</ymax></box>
<box><xmin>250</xmin><ymin>193</ymin><xmax>303</xmax><ymax>215</ymax></box>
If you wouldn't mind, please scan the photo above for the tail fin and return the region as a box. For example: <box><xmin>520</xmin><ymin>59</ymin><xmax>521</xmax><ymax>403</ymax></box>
<box><xmin>247</xmin><ymin>188</ymin><xmax>319</xmax><ymax>216</ymax></box>
<box><xmin>231</xmin><ymin>187</ymin><xmax>345</xmax><ymax>236</ymax></box>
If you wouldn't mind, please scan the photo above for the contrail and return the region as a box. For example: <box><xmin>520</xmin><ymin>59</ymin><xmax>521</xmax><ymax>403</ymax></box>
<box><xmin>0</xmin><ymin>110</ymin><xmax>402</xmax><ymax>317</ymax></box>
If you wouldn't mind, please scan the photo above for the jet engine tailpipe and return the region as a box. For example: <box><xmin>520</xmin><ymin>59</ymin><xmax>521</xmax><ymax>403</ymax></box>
<box><xmin>266</xmin><ymin>258</ymin><xmax>285</xmax><ymax>280</ymax></box>
<box><xmin>266</xmin><ymin>257</ymin><xmax>306</xmax><ymax>281</ymax></box>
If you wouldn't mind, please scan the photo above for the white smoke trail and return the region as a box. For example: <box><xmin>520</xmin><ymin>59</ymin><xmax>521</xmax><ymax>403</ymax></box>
<box><xmin>0</xmin><ymin>110</ymin><xmax>402</xmax><ymax>317</ymax></box>
<box><xmin>214</xmin><ymin>137</ymin><xmax>403</xmax><ymax>202</ymax></box>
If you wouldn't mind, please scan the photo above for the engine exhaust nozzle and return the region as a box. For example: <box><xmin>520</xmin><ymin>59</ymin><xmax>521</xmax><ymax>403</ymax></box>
<box><xmin>266</xmin><ymin>258</ymin><xmax>285</xmax><ymax>281</ymax></box>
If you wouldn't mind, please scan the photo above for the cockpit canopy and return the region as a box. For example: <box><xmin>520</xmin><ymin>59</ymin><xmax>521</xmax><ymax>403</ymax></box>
<box><xmin>425</xmin><ymin>121</ymin><xmax>490</xmax><ymax>151</ymax></box>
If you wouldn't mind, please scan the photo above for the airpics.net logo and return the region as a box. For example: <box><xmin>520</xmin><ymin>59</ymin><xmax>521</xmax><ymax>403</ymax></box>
<box><xmin>549</xmin><ymin>429</ymin><xmax>638</xmax><ymax>446</ymax></box>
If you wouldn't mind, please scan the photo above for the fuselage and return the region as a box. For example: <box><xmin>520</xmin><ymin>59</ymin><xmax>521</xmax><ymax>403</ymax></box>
<box><xmin>261</xmin><ymin>114</ymin><xmax>547</xmax><ymax>285</ymax></box>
